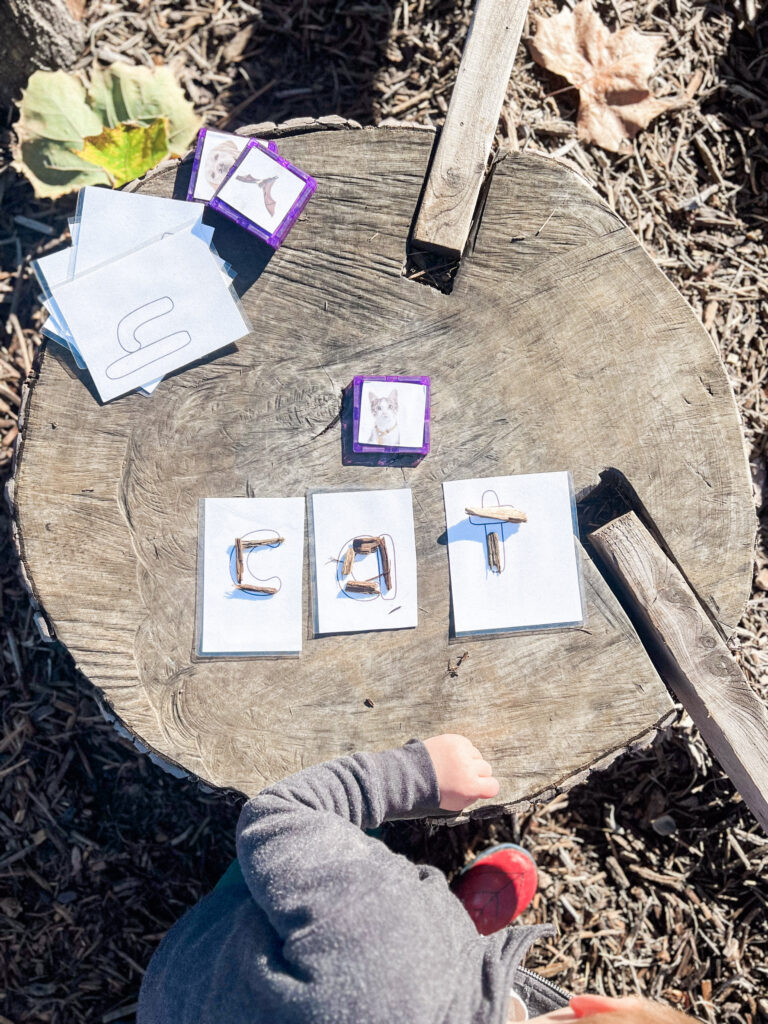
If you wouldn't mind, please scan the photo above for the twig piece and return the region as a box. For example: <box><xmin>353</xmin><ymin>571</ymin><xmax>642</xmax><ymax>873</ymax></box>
<box><xmin>341</xmin><ymin>547</ymin><xmax>354</xmax><ymax>575</ymax></box>
<box><xmin>7</xmin><ymin>314</ymin><xmax>31</xmax><ymax>377</ymax></box>
<box><xmin>378</xmin><ymin>539</ymin><xmax>391</xmax><ymax>590</ymax></box>
<box><xmin>353</xmin><ymin>536</ymin><xmax>381</xmax><ymax>555</ymax></box>
<box><xmin>487</xmin><ymin>530</ymin><xmax>502</xmax><ymax>572</ymax></box>
<box><xmin>241</xmin><ymin>536</ymin><xmax>284</xmax><ymax>548</ymax></box>
<box><xmin>466</xmin><ymin>504</ymin><xmax>527</xmax><ymax>523</ymax></box>
<box><xmin>235</xmin><ymin>583</ymin><xmax>278</xmax><ymax>595</ymax></box>
<box><xmin>345</xmin><ymin>580</ymin><xmax>380</xmax><ymax>595</ymax></box>
<box><xmin>235</xmin><ymin>537</ymin><xmax>244</xmax><ymax>583</ymax></box>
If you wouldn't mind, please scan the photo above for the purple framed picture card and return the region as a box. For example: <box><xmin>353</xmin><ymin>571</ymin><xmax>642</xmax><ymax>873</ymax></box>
<box><xmin>208</xmin><ymin>138</ymin><xmax>317</xmax><ymax>249</ymax></box>
<box><xmin>352</xmin><ymin>375</ymin><xmax>431</xmax><ymax>456</ymax></box>
<box><xmin>186</xmin><ymin>128</ymin><xmax>279</xmax><ymax>205</ymax></box>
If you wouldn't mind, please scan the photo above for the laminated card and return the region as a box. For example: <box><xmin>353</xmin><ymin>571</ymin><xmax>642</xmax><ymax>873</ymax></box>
<box><xmin>34</xmin><ymin>189</ymin><xmax>217</xmax><ymax>396</ymax></box>
<box><xmin>49</xmin><ymin>225</ymin><xmax>250</xmax><ymax>401</ymax></box>
<box><xmin>209</xmin><ymin>138</ymin><xmax>316</xmax><ymax>248</ymax></box>
<box><xmin>311</xmin><ymin>488</ymin><xmax>418</xmax><ymax>635</ymax></box>
<box><xmin>442</xmin><ymin>472</ymin><xmax>585</xmax><ymax>637</ymax></box>
<box><xmin>71</xmin><ymin>186</ymin><xmax>203</xmax><ymax>275</ymax></box>
<box><xmin>197</xmin><ymin>497</ymin><xmax>305</xmax><ymax>656</ymax></box>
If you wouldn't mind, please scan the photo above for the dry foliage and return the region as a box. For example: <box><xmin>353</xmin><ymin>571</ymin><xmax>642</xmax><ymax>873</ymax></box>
<box><xmin>0</xmin><ymin>1</ymin><xmax>766</xmax><ymax>1022</ymax></box>
<box><xmin>528</xmin><ymin>0</ymin><xmax>684</xmax><ymax>152</ymax></box>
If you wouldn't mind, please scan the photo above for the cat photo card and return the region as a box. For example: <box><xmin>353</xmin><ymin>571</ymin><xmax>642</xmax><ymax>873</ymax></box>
<box><xmin>353</xmin><ymin>375</ymin><xmax>431</xmax><ymax>455</ymax></box>
<box><xmin>310</xmin><ymin>488</ymin><xmax>418</xmax><ymax>635</ymax></box>
<box><xmin>197</xmin><ymin>496</ymin><xmax>305</xmax><ymax>656</ymax></box>
<box><xmin>442</xmin><ymin>471</ymin><xmax>585</xmax><ymax>638</ymax></box>
<box><xmin>186</xmin><ymin>128</ymin><xmax>279</xmax><ymax>204</ymax></box>
<box><xmin>209</xmin><ymin>137</ymin><xmax>316</xmax><ymax>248</ymax></box>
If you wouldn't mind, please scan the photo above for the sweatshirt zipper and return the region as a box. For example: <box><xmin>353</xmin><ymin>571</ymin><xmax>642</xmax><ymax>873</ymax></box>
<box><xmin>518</xmin><ymin>966</ymin><xmax>573</xmax><ymax>1001</ymax></box>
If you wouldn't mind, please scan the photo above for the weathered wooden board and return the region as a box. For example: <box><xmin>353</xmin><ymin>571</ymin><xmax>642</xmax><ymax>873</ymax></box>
<box><xmin>591</xmin><ymin>512</ymin><xmax>768</xmax><ymax>832</ymax></box>
<box><xmin>411</xmin><ymin>0</ymin><xmax>529</xmax><ymax>255</ymax></box>
<box><xmin>12</xmin><ymin>121</ymin><xmax>755</xmax><ymax>806</ymax></box>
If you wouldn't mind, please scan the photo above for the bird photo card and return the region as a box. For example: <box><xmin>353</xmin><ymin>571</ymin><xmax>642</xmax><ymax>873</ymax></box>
<box><xmin>186</xmin><ymin>128</ymin><xmax>279</xmax><ymax>204</ymax></box>
<box><xmin>442</xmin><ymin>471</ymin><xmax>585</xmax><ymax>637</ymax></box>
<box><xmin>197</xmin><ymin>496</ymin><xmax>305</xmax><ymax>657</ymax></box>
<box><xmin>209</xmin><ymin>137</ymin><xmax>316</xmax><ymax>248</ymax></box>
<box><xmin>310</xmin><ymin>488</ymin><xmax>418</xmax><ymax>636</ymax></box>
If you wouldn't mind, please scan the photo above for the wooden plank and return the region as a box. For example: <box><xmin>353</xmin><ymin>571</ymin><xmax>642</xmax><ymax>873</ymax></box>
<box><xmin>11</xmin><ymin>123</ymin><xmax>754</xmax><ymax>805</ymax></box>
<box><xmin>411</xmin><ymin>0</ymin><xmax>529</xmax><ymax>256</ymax></box>
<box><xmin>591</xmin><ymin>512</ymin><xmax>768</xmax><ymax>833</ymax></box>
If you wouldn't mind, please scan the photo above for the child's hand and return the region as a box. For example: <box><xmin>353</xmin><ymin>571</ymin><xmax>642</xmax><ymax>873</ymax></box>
<box><xmin>423</xmin><ymin>734</ymin><xmax>500</xmax><ymax>811</ymax></box>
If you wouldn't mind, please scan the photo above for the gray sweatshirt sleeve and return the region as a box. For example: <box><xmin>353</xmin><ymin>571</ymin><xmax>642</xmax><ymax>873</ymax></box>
<box><xmin>235</xmin><ymin>739</ymin><xmax>440</xmax><ymax>946</ymax></box>
<box><xmin>140</xmin><ymin>743</ymin><xmax>546</xmax><ymax>1024</ymax></box>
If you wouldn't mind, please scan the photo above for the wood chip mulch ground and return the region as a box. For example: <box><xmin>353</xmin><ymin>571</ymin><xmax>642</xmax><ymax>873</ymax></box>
<box><xmin>1</xmin><ymin>1</ymin><xmax>766</xmax><ymax>1022</ymax></box>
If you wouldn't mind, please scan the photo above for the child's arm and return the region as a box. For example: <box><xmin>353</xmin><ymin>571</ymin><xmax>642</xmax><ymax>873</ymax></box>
<box><xmin>235</xmin><ymin>735</ymin><xmax>498</xmax><ymax>1020</ymax></box>
<box><xmin>237</xmin><ymin>735</ymin><xmax>498</xmax><ymax>934</ymax></box>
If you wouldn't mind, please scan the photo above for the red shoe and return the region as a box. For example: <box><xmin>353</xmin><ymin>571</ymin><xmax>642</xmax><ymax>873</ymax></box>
<box><xmin>453</xmin><ymin>843</ymin><xmax>538</xmax><ymax>935</ymax></box>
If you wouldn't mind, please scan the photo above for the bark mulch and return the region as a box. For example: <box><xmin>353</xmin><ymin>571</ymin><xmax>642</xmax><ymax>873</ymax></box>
<box><xmin>1</xmin><ymin>1</ymin><xmax>766</xmax><ymax>1022</ymax></box>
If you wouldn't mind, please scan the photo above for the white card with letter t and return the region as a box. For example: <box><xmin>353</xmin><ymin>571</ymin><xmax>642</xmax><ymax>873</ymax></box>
<box><xmin>442</xmin><ymin>472</ymin><xmax>584</xmax><ymax>637</ymax></box>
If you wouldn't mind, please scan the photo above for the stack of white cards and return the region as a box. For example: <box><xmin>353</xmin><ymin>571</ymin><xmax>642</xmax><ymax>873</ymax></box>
<box><xmin>33</xmin><ymin>187</ymin><xmax>251</xmax><ymax>402</ymax></box>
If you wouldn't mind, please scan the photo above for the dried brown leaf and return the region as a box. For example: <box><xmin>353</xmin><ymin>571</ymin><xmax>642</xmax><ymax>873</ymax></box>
<box><xmin>528</xmin><ymin>0</ymin><xmax>678</xmax><ymax>153</ymax></box>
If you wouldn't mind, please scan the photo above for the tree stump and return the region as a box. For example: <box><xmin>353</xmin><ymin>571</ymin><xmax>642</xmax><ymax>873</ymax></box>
<box><xmin>11</xmin><ymin>121</ymin><xmax>756</xmax><ymax>810</ymax></box>
<box><xmin>0</xmin><ymin>0</ymin><xmax>85</xmax><ymax>107</ymax></box>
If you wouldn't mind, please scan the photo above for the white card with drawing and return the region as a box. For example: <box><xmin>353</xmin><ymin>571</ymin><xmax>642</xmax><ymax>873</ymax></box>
<box><xmin>442</xmin><ymin>472</ymin><xmax>585</xmax><ymax>637</ymax></box>
<box><xmin>311</xmin><ymin>488</ymin><xmax>418</xmax><ymax>635</ymax></box>
<box><xmin>71</xmin><ymin>186</ymin><xmax>203</xmax><ymax>274</ymax></box>
<box><xmin>50</xmin><ymin>225</ymin><xmax>250</xmax><ymax>401</ymax></box>
<box><xmin>198</xmin><ymin>497</ymin><xmax>305</xmax><ymax>656</ymax></box>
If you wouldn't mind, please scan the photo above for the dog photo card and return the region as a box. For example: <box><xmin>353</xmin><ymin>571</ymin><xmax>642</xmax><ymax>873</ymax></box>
<box><xmin>186</xmin><ymin>128</ymin><xmax>279</xmax><ymax>204</ymax></box>
<box><xmin>197</xmin><ymin>496</ymin><xmax>305</xmax><ymax>656</ymax></box>
<box><xmin>442</xmin><ymin>472</ymin><xmax>585</xmax><ymax>637</ymax></box>
<box><xmin>209</xmin><ymin>138</ymin><xmax>316</xmax><ymax>248</ymax></box>
<box><xmin>310</xmin><ymin>488</ymin><xmax>418</xmax><ymax>635</ymax></box>
<box><xmin>353</xmin><ymin>375</ymin><xmax>430</xmax><ymax>454</ymax></box>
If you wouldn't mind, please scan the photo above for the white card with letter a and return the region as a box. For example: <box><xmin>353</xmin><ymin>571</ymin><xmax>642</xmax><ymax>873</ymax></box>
<box><xmin>311</xmin><ymin>488</ymin><xmax>418</xmax><ymax>635</ymax></box>
<box><xmin>442</xmin><ymin>472</ymin><xmax>585</xmax><ymax>637</ymax></box>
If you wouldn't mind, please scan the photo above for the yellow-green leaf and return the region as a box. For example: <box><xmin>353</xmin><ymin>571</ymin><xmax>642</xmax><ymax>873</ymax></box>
<box><xmin>88</xmin><ymin>64</ymin><xmax>201</xmax><ymax>154</ymax></box>
<box><xmin>11</xmin><ymin>138</ymin><xmax>111</xmax><ymax>199</ymax></box>
<box><xmin>75</xmin><ymin>118</ymin><xmax>170</xmax><ymax>188</ymax></box>
<box><xmin>13</xmin><ymin>64</ymin><xmax>200</xmax><ymax>198</ymax></box>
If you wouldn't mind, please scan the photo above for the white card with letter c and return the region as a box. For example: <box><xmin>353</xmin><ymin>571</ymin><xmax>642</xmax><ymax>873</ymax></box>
<box><xmin>198</xmin><ymin>496</ymin><xmax>305</xmax><ymax>657</ymax></box>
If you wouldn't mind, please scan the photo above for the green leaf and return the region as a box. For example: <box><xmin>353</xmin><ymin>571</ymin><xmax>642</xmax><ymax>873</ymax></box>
<box><xmin>15</xmin><ymin>69</ymin><xmax>103</xmax><ymax>146</ymax></box>
<box><xmin>74</xmin><ymin>118</ymin><xmax>170</xmax><ymax>188</ymax></box>
<box><xmin>87</xmin><ymin>67</ymin><xmax>121</xmax><ymax>129</ymax></box>
<box><xmin>87</xmin><ymin>64</ymin><xmax>201</xmax><ymax>154</ymax></box>
<box><xmin>13</xmin><ymin>64</ymin><xmax>200</xmax><ymax>198</ymax></box>
<box><xmin>12</xmin><ymin>138</ymin><xmax>111</xmax><ymax>199</ymax></box>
